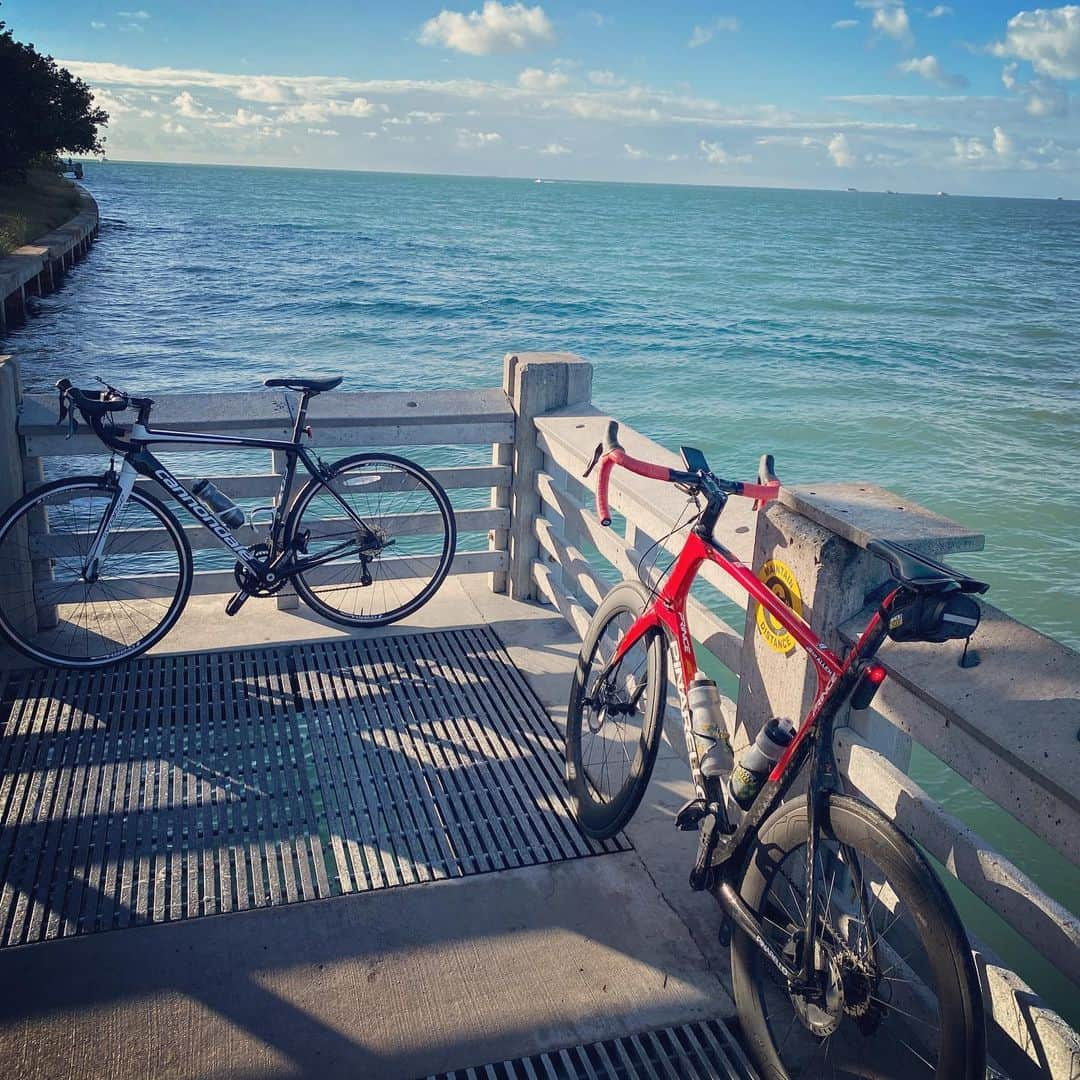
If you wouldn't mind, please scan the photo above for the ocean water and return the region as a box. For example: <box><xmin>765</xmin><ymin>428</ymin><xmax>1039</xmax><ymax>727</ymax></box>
<box><xmin>7</xmin><ymin>162</ymin><xmax>1079</xmax><ymax>1017</ymax></box>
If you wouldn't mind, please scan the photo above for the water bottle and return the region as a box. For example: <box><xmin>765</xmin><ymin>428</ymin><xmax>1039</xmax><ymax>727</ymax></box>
<box><xmin>687</xmin><ymin>674</ymin><xmax>734</xmax><ymax>781</ymax></box>
<box><xmin>192</xmin><ymin>479</ymin><xmax>245</xmax><ymax>529</ymax></box>
<box><xmin>730</xmin><ymin>718</ymin><xmax>795</xmax><ymax>810</ymax></box>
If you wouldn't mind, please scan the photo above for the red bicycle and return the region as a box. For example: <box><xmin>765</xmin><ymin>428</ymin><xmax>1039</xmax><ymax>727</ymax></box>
<box><xmin>565</xmin><ymin>421</ymin><xmax>987</xmax><ymax>1079</ymax></box>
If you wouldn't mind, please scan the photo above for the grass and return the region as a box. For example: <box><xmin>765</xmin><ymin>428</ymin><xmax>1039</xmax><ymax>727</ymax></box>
<box><xmin>0</xmin><ymin>169</ymin><xmax>81</xmax><ymax>256</ymax></box>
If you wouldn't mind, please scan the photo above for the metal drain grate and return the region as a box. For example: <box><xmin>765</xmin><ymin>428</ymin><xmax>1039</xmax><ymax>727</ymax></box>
<box><xmin>426</xmin><ymin>1018</ymin><xmax>757</xmax><ymax>1079</ymax></box>
<box><xmin>0</xmin><ymin>627</ymin><xmax>625</xmax><ymax>946</ymax></box>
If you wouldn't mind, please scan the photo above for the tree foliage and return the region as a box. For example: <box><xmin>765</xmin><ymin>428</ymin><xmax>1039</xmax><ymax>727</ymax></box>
<box><xmin>0</xmin><ymin>15</ymin><xmax>108</xmax><ymax>173</ymax></box>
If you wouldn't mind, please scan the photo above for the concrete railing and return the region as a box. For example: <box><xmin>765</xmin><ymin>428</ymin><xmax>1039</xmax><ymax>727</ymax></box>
<box><xmin>1</xmin><ymin>358</ymin><xmax>518</xmax><ymax>609</ymax></box>
<box><xmin>0</xmin><ymin>189</ymin><xmax>99</xmax><ymax>337</ymax></box>
<box><xmin>506</xmin><ymin>354</ymin><xmax>1080</xmax><ymax>1078</ymax></box>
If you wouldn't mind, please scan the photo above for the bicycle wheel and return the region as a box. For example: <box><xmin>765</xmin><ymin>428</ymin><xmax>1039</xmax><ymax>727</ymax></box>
<box><xmin>565</xmin><ymin>581</ymin><xmax>667</xmax><ymax>840</ymax></box>
<box><xmin>0</xmin><ymin>476</ymin><xmax>193</xmax><ymax>668</ymax></box>
<box><xmin>286</xmin><ymin>453</ymin><xmax>456</xmax><ymax>627</ymax></box>
<box><xmin>729</xmin><ymin>794</ymin><xmax>985</xmax><ymax>1080</ymax></box>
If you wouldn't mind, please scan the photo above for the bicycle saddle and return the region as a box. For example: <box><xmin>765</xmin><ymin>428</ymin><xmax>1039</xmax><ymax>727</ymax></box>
<box><xmin>264</xmin><ymin>375</ymin><xmax>343</xmax><ymax>393</ymax></box>
<box><xmin>867</xmin><ymin>538</ymin><xmax>988</xmax><ymax>593</ymax></box>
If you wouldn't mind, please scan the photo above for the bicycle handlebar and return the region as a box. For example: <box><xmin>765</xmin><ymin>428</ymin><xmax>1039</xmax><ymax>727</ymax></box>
<box><xmin>56</xmin><ymin>379</ymin><xmax>155</xmax><ymax>438</ymax></box>
<box><xmin>583</xmin><ymin>420</ymin><xmax>781</xmax><ymax>527</ymax></box>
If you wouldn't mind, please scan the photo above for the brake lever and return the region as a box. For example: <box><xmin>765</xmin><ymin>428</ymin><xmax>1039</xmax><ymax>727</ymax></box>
<box><xmin>582</xmin><ymin>442</ymin><xmax>604</xmax><ymax>478</ymax></box>
<box><xmin>55</xmin><ymin>386</ymin><xmax>79</xmax><ymax>438</ymax></box>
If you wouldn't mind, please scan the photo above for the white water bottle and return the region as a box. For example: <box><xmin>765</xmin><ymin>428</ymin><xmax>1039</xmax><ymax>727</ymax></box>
<box><xmin>687</xmin><ymin>674</ymin><xmax>734</xmax><ymax>780</ymax></box>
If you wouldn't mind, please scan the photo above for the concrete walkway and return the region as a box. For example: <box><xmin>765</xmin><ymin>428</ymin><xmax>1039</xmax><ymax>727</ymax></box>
<box><xmin>0</xmin><ymin>577</ymin><xmax>742</xmax><ymax>1079</ymax></box>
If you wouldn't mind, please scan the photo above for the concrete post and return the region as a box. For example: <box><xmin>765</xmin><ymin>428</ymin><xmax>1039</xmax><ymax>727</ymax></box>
<box><xmin>500</xmin><ymin>352</ymin><xmax>593</xmax><ymax>602</ymax></box>
<box><xmin>0</xmin><ymin>356</ymin><xmax>37</xmax><ymax>644</ymax></box>
<box><xmin>734</xmin><ymin>482</ymin><xmax>984</xmax><ymax>763</ymax></box>
<box><xmin>733</xmin><ymin>504</ymin><xmax>882</xmax><ymax>750</ymax></box>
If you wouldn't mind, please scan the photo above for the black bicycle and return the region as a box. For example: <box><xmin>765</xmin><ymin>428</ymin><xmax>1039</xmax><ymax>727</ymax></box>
<box><xmin>0</xmin><ymin>375</ymin><xmax>457</xmax><ymax>668</ymax></box>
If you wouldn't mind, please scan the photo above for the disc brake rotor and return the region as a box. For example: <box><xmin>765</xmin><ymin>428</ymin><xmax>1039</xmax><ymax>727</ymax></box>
<box><xmin>787</xmin><ymin>938</ymin><xmax>845</xmax><ymax>1038</ymax></box>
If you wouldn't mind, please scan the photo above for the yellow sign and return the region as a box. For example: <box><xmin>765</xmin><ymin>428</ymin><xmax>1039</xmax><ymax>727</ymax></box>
<box><xmin>756</xmin><ymin>558</ymin><xmax>803</xmax><ymax>655</ymax></box>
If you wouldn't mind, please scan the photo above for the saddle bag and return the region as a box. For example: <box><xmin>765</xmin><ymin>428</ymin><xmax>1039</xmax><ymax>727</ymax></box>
<box><xmin>886</xmin><ymin>588</ymin><xmax>981</xmax><ymax>643</ymax></box>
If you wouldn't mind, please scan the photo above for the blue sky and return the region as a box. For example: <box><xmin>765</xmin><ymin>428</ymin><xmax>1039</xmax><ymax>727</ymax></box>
<box><xmin>8</xmin><ymin>1</ymin><xmax>1080</xmax><ymax>195</ymax></box>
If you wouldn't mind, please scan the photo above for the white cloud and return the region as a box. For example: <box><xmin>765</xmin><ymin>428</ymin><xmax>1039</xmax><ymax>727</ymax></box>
<box><xmin>172</xmin><ymin>91</ymin><xmax>213</xmax><ymax>119</ymax></box>
<box><xmin>219</xmin><ymin>108</ymin><xmax>273</xmax><ymax>129</ymax></box>
<box><xmin>624</xmin><ymin>143</ymin><xmax>646</xmax><ymax>159</ymax></box>
<box><xmin>236</xmin><ymin>78</ymin><xmax>298</xmax><ymax>104</ymax></box>
<box><xmin>457</xmin><ymin>128</ymin><xmax>502</xmax><ymax>147</ymax></box>
<box><xmin>306</xmin><ymin>128</ymin><xmax>339</xmax><ymax>137</ymax></box>
<box><xmin>539</xmin><ymin>141</ymin><xmax>570</xmax><ymax>155</ymax></box>
<box><xmin>1001</xmin><ymin>59</ymin><xmax>1069</xmax><ymax>117</ymax></box>
<box><xmin>117</xmin><ymin>9</ymin><xmax>150</xmax><ymax>18</ymax></box>
<box><xmin>990</xmin><ymin>5</ymin><xmax>1080</xmax><ymax>80</ymax></box>
<box><xmin>518</xmin><ymin>67</ymin><xmax>569</xmax><ymax>91</ymax></box>
<box><xmin>279</xmin><ymin>98</ymin><xmax>376</xmax><ymax>124</ymax></box>
<box><xmin>419</xmin><ymin>2</ymin><xmax>554</xmax><ymax>56</ymax></box>
<box><xmin>951</xmin><ymin>125</ymin><xmax>1024</xmax><ymax>167</ymax></box>
<box><xmin>926</xmin><ymin>4</ymin><xmax>952</xmax><ymax>17</ymax></box>
<box><xmin>688</xmin><ymin>16</ymin><xmax>738</xmax><ymax>48</ymax></box>
<box><xmin>833</xmin><ymin>19</ymin><xmax>860</xmax><ymax>30</ymax></box>
<box><xmin>755</xmin><ymin>134</ymin><xmax>817</xmax><ymax>147</ymax></box>
<box><xmin>90</xmin><ymin>20</ymin><xmax>107</xmax><ymax>30</ymax></box>
<box><xmin>162</xmin><ymin>119</ymin><xmax>186</xmax><ymax>135</ymax></box>
<box><xmin>699</xmin><ymin>138</ymin><xmax>751</xmax><ymax>165</ymax></box>
<box><xmin>872</xmin><ymin>5</ymin><xmax>912</xmax><ymax>42</ymax></box>
<box><xmin>384</xmin><ymin>111</ymin><xmax>448</xmax><ymax>127</ymax></box>
<box><xmin>827</xmin><ymin>132</ymin><xmax>855</xmax><ymax>166</ymax></box>
<box><xmin>898</xmin><ymin>54</ymin><xmax>967</xmax><ymax>88</ymax></box>
<box><xmin>587</xmin><ymin>69</ymin><xmax>624</xmax><ymax>87</ymax></box>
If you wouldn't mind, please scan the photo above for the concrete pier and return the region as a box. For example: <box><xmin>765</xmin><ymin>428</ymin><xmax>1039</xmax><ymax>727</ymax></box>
<box><xmin>0</xmin><ymin>353</ymin><xmax>1076</xmax><ymax>1077</ymax></box>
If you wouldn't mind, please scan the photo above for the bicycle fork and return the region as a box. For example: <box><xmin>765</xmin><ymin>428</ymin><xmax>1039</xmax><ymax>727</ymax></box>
<box><xmin>82</xmin><ymin>461</ymin><xmax>138</xmax><ymax>581</ymax></box>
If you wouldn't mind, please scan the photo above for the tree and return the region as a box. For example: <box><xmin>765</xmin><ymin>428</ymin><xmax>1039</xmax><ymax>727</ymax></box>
<box><xmin>0</xmin><ymin>13</ymin><xmax>108</xmax><ymax>174</ymax></box>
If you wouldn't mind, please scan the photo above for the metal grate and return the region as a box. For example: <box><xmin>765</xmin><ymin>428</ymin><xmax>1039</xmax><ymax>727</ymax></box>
<box><xmin>426</xmin><ymin>1018</ymin><xmax>757</xmax><ymax>1080</ymax></box>
<box><xmin>0</xmin><ymin>627</ymin><xmax>625</xmax><ymax>946</ymax></box>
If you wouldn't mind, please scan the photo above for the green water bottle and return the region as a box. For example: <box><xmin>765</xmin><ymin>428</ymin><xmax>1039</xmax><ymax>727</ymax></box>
<box><xmin>730</xmin><ymin>718</ymin><xmax>794</xmax><ymax>810</ymax></box>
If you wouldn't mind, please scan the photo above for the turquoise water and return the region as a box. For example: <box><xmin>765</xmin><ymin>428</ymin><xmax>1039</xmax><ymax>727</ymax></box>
<box><xmin>8</xmin><ymin>162</ymin><xmax>1078</xmax><ymax>1016</ymax></box>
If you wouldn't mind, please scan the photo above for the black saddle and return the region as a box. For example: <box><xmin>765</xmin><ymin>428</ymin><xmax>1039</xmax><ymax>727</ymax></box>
<box><xmin>867</xmin><ymin>538</ymin><xmax>988</xmax><ymax>594</ymax></box>
<box><xmin>264</xmin><ymin>375</ymin><xmax>343</xmax><ymax>394</ymax></box>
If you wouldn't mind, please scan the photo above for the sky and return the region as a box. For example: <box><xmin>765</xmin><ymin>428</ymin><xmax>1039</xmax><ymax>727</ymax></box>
<box><xmin>7</xmin><ymin>1</ymin><xmax>1080</xmax><ymax>196</ymax></box>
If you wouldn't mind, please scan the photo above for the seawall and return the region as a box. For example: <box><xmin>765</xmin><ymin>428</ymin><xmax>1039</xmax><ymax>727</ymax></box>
<box><xmin>0</xmin><ymin>185</ymin><xmax>99</xmax><ymax>337</ymax></box>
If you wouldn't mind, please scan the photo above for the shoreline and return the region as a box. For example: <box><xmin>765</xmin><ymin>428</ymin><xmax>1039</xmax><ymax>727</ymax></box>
<box><xmin>0</xmin><ymin>185</ymin><xmax>100</xmax><ymax>338</ymax></box>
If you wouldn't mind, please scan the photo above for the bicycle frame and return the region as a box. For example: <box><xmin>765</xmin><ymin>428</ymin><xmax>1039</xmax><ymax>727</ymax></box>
<box><xmin>83</xmin><ymin>394</ymin><xmax>374</xmax><ymax>584</ymax></box>
<box><xmin>602</xmin><ymin>524</ymin><xmax>896</xmax><ymax>992</ymax></box>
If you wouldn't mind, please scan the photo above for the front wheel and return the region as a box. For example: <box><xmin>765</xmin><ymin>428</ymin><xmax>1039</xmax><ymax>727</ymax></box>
<box><xmin>0</xmin><ymin>476</ymin><xmax>192</xmax><ymax>668</ymax></box>
<box><xmin>286</xmin><ymin>453</ymin><xmax>456</xmax><ymax>627</ymax></box>
<box><xmin>565</xmin><ymin>580</ymin><xmax>667</xmax><ymax>840</ymax></box>
<box><xmin>729</xmin><ymin>794</ymin><xmax>985</xmax><ymax>1079</ymax></box>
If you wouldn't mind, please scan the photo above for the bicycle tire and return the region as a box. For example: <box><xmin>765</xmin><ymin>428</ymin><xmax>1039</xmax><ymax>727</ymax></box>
<box><xmin>565</xmin><ymin>580</ymin><xmax>667</xmax><ymax>839</ymax></box>
<box><xmin>286</xmin><ymin>452</ymin><xmax>456</xmax><ymax>627</ymax></box>
<box><xmin>729</xmin><ymin>793</ymin><xmax>986</xmax><ymax>1080</ymax></box>
<box><xmin>0</xmin><ymin>476</ymin><xmax>193</xmax><ymax>668</ymax></box>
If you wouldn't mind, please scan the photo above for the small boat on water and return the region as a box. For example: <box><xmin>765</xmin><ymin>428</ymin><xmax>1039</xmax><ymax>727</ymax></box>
<box><xmin>937</xmin><ymin>191</ymin><xmax>949</xmax><ymax>197</ymax></box>
<box><xmin>846</xmin><ymin>187</ymin><xmax>857</xmax><ymax>192</ymax></box>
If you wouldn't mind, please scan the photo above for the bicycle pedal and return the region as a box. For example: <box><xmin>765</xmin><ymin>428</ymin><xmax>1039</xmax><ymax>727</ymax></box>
<box><xmin>225</xmin><ymin>590</ymin><xmax>250</xmax><ymax>617</ymax></box>
<box><xmin>675</xmin><ymin>797</ymin><xmax>708</xmax><ymax>831</ymax></box>
<box><xmin>717</xmin><ymin>915</ymin><xmax>732</xmax><ymax>948</ymax></box>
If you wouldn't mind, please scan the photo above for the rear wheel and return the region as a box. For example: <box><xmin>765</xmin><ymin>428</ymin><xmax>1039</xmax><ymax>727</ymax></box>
<box><xmin>0</xmin><ymin>476</ymin><xmax>192</xmax><ymax>668</ymax></box>
<box><xmin>565</xmin><ymin>581</ymin><xmax>667</xmax><ymax>839</ymax></box>
<box><xmin>287</xmin><ymin>453</ymin><xmax>456</xmax><ymax>627</ymax></box>
<box><xmin>729</xmin><ymin>794</ymin><xmax>985</xmax><ymax>1079</ymax></box>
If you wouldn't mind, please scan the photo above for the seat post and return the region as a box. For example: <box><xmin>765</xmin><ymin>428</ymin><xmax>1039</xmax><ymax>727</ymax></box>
<box><xmin>290</xmin><ymin>391</ymin><xmax>312</xmax><ymax>443</ymax></box>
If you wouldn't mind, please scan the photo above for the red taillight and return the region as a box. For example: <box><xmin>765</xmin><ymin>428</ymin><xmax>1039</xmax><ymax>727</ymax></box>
<box><xmin>850</xmin><ymin>662</ymin><xmax>888</xmax><ymax>710</ymax></box>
